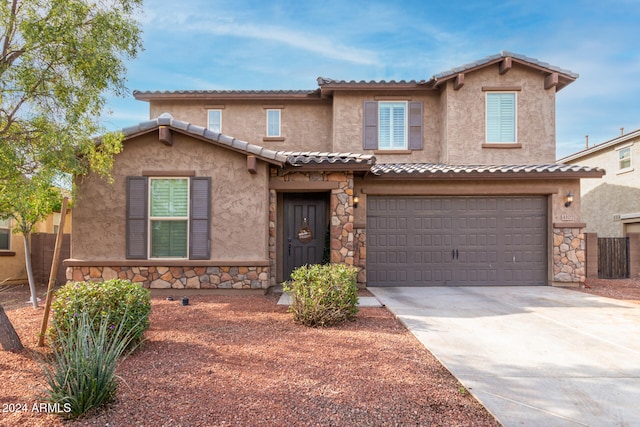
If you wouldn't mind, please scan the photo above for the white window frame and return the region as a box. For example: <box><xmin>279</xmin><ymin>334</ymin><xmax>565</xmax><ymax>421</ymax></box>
<box><xmin>0</xmin><ymin>218</ymin><xmax>11</xmax><ymax>251</ymax></box>
<box><xmin>148</xmin><ymin>177</ymin><xmax>190</xmax><ymax>259</ymax></box>
<box><xmin>485</xmin><ymin>92</ymin><xmax>517</xmax><ymax>143</ymax></box>
<box><xmin>617</xmin><ymin>145</ymin><xmax>633</xmax><ymax>173</ymax></box>
<box><xmin>378</xmin><ymin>101</ymin><xmax>408</xmax><ymax>150</ymax></box>
<box><xmin>266</xmin><ymin>109</ymin><xmax>281</xmax><ymax>137</ymax></box>
<box><xmin>207</xmin><ymin>109</ymin><xmax>222</xmax><ymax>133</ymax></box>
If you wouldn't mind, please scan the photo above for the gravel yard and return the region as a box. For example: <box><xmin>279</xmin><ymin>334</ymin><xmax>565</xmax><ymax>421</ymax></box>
<box><xmin>1</xmin><ymin>277</ymin><xmax>638</xmax><ymax>426</ymax></box>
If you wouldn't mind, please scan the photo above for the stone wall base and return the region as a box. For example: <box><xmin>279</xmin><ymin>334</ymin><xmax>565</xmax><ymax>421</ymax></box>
<box><xmin>552</xmin><ymin>227</ymin><xmax>586</xmax><ymax>283</ymax></box>
<box><xmin>66</xmin><ymin>265</ymin><xmax>270</xmax><ymax>289</ymax></box>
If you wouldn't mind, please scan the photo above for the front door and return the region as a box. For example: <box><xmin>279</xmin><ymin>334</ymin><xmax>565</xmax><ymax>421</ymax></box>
<box><xmin>283</xmin><ymin>193</ymin><xmax>327</xmax><ymax>280</ymax></box>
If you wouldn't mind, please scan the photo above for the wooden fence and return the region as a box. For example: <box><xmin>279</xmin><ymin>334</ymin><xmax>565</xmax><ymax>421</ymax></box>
<box><xmin>31</xmin><ymin>233</ymin><xmax>71</xmax><ymax>285</ymax></box>
<box><xmin>597</xmin><ymin>237</ymin><xmax>629</xmax><ymax>279</ymax></box>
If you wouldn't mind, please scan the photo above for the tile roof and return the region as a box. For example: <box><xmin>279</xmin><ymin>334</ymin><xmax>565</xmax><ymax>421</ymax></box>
<box><xmin>280</xmin><ymin>151</ymin><xmax>375</xmax><ymax>167</ymax></box>
<box><xmin>371</xmin><ymin>163</ymin><xmax>604</xmax><ymax>178</ymax></box>
<box><xmin>431</xmin><ymin>51</ymin><xmax>579</xmax><ymax>81</ymax></box>
<box><xmin>316</xmin><ymin>77</ymin><xmax>426</xmax><ymax>86</ymax></box>
<box><xmin>121</xmin><ymin>113</ymin><xmax>288</xmax><ymax>164</ymax></box>
<box><xmin>133</xmin><ymin>89</ymin><xmax>318</xmax><ymax>100</ymax></box>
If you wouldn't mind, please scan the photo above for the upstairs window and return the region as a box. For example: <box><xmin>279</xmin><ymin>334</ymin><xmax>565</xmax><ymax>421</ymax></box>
<box><xmin>266</xmin><ymin>109</ymin><xmax>281</xmax><ymax>137</ymax></box>
<box><xmin>379</xmin><ymin>102</ymin><xmax>407</xmax><ymax>150</ymax></box>
<box><xmin>363</xmin><ymin>101</ymin><xmax>423</xmax><ymax>151</ymax></box>
<box><xmin>207</xmin><ymin>110</ymin><xmax>222</xmax><ymax>133</ymax></box>
<box><xmin>486</xmin><ymin>92</ymin><xmax>516</xmax><ymax>143</ymax></box>
<box><xmin>0</xmin><ymin>218</ymin><xmax>10</xmax><ymax>250</ymax></box>
<box><xmin>618</xmin><ymin>146</ymin><xmax>632</xmax><ymax>171</ymax></box>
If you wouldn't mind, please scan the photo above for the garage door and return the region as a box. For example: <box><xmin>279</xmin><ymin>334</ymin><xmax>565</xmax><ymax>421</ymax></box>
<box><xmin>366</xmin><ymin>196</ymin><xmax>547</xmax><ymax>286</ymax></box>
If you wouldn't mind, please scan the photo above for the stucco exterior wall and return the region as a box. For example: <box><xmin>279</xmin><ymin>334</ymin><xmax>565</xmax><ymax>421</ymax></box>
<box><xmin>71</xmin><ymin>132</ymin><xmax>270</xmax><ymax>261</ymax></box>
<box><xmin>442</xmin><ymin>64</ymin><xmax>556</xmax><ymax>165</ymax></box>
<box><xmin>331</xmin><ymin>90</ymin><xmax>442</xmax><ymax>163</ymax></box>
<box><xmin>568</xmin><ymin>139</ymin><xmax>639</xmax><ymax>237</ymax></box>
<box><xmin>148</xmin><ymin>100</ymin><xmax>333</xmax><ymax>152</ymax></box>
<box><xmin>0</xmin><ymin>227</ymin><xmax>27</xmax><ymax>285</ymax></box>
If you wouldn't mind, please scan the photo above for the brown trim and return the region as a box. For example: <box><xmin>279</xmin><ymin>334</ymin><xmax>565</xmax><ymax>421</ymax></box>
<box><xmin>269</xmin><ymin>181</ymin><xmax>340</xmax><ymax>190</ymax></box>
<box><xmin>247</xmin><ymin>155</ymin><xmax>258</xmax><ymax>174</ymax></box>
<box><xmin>544</xmin><ymin>73</ymin><xmax>559</xmax><ymax>90</ymax></box>
<box><xmin>374</xmin><ymin>95</ymin><xmax>413</xmax><ymax>101</ymax></box>
<box><xmin>482</xmin><ymin>143</ymin><xmax>522</xmax><ymax>149</ymax></box>
<box><xmin>361</xmin><ymin>187</ymin><xmax>560</xmax><ymax>196</ymax></box>
<box><xmin>158</xmin><ymin>126</ymin><xmax>173</xmax><ymax>146</ymax></box>
<box><xmin>63</xmin><ymin>259</ymin><xmax>271</xmax><ymax>267</ymax></box>
<box><xmin>263</xmin><ymin>136</ymin><xmax>285</xmax><ymax>142</ymax></box>
<box><xmin>499</xmin><ymin>57</ymin><xmax>512</xmax><ymax>74</ymax></box>
<box><xmin>482</xmin><ymin>86</ymin><xmax>522</xmax><ymax>91</ymax></box>
<box><xmin>142</xmin><ymin>170</ymin><xmax>196</xmax><ymax>177</ymax></box>
<box><xmin>453</xmin><ymin>73</ymin><xmax>464</xmax><ymax>90</ymax></box>
<box><xmin>552</xmin><ymin>223</ymin><xmax>586</xmax><ymax>228</ymax></box>
<box><xmin>262</xmin><ymin>105</ymin><xmax>284</xmax><ymax>109</ymax></box>
<box><xmin>204</xmin><ymin>105</ymin><xmax>226</xmax><ymax>109</ymax></box>
<box><xmin>373</xmin><ymin>150</ymin><xmax>412</xmax><ymax>155</ymax></box>
<box><xmin>0</xmin><ymin>251</ymin><xmax>16</xmax><ymax>257</ymax></box>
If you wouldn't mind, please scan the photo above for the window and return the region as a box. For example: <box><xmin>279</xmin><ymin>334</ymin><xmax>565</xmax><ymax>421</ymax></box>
<box><xmin>486</xmin><ymin>92</ymin><xmax>516</xmax><ymax>143</ymax></box>
<box><xmin>149</xmin><ymin>178</ymin><xmax>189</xmax><ymax>258</ymax></box>
<box><xmin>0</xmin><ymin>218</ymin><xmax>10</xmax><ymax>251</ymax></box>
<box><xmin>126</xmin><ymin>176</ymin><xmax>211</xmax><ymax>260</ymax></box>
<box><xmin>266</xmin><ymin>109</ymin><xmax>281</xmax><ymax>137</ymax></box>
<box><xmin>618</xmin><ymin>146</ymin><xmax>632</xmax><ymax>171</ymax></box>
<box><xmin>379</xmin><ymin>102</ymin><xmax>407</xmax><ymax>149</ymax></box>
<box><xmin>363</xmin><ymin>101</ymin><xmax>423</xmax><ymax>150</ymax></box>
<box><xmin>207</xmin><ymin>110</ymin><xmax>222</xmax><ymax>133</ymax></box>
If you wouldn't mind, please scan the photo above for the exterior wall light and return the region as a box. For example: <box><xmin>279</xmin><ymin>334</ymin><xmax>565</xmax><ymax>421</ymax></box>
<box><xmin>564</xmin><ymin>191</ymin><xmax>574</xmax><ymax>207</ymax></box>
<box><xmin>353</xmin><ymin>192</ymin><xmax>360</xmax><ymax>208</ymax></box>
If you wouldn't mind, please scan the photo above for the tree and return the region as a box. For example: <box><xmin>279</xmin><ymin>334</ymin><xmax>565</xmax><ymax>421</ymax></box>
<box><xmin>0</xmin><ymin>175</ymin><xmax>61</xmax><ymax>308</ymax></box>
<box><xmin>0</xmin><ymin>0</ymin><xmax>143</xmax><ymax>311</ymax></box>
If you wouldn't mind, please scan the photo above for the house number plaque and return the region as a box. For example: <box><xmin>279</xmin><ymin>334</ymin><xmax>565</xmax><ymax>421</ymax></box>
<box><xmin>297</xmin><ymin>217</ymin><xmax>313</xmax><ymax>243</ymax></box>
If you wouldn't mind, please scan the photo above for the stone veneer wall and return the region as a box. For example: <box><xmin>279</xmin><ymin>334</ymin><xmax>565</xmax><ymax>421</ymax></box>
<box><xmin>552</xmin><ymin>227</ymin><xmax>586</xmax><ymax>284</ymax></box>
<box><xmin>66</xmin><ymin>265</ymin><xmax>270</xmax><ymax>289</ymax></box>
<box><xmin>354</xmin><ymin>228</ymin><xmax>367</xmax><ymax>285</ymax></box>
<box><xmin>268</xmin><ymin>170</ymin><xmax>355</xmax><ymax>286</ymax></box>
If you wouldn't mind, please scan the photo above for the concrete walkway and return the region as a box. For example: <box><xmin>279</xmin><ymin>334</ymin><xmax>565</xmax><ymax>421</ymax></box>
<box><xmin>368</xmin><ymin>286</ymin><xmax>640</xmax><ymax>427</ymax></box>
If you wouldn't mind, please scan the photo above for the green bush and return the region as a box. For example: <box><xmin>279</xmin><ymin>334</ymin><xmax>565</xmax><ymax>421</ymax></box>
<box><xmin>284</xmin><ymin>263</ymin><xmax>359</xmax><ymax>327</ymax></box>
<box><xmin>41</xmin><ymin>311</ymin><xmax>141</xmax><ymax>418</ymax></box>
<box><xmin>48</xmin><ymin>279</ymin><xmax>151</xmax><ymax>348</ymax></box>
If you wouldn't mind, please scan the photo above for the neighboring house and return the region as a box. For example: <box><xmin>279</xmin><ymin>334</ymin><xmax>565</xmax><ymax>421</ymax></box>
<box><xmin>66</xmin><ymin>51</ymin><xmax>604</xmax><ymax>289</ymax></box>
<box><xmin>558</xmin><ymin>129</ymin><xmax>640</xmax><ymax>237</ymax></box>
<box><xmin>0</xmin><ymin>211</ymin><xmax>72</xmax><ymax>285</ymax></box>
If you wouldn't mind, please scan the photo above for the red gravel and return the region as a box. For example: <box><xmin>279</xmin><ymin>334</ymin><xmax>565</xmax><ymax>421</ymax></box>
<box><xmin>0</xmin><ymin>284</ymin><xmax>499</xmax><ymax>426</ymax></box>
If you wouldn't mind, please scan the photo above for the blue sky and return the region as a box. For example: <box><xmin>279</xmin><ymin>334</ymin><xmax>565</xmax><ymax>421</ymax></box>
<box><xmin>104</xmin><ymin>0</ymin><xmax>640</xmax><ymax>159</ymax></box>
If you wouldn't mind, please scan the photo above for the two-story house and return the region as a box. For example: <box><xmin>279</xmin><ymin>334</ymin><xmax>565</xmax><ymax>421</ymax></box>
<box><xmin>65</xmin><ymin>52</ymin><xmax>603</xmax><ymax>289</ymax></box>
<box><xmin>558</xmin><ymin>129</ymin><xmax>640</xmax><ymax>237</ymax></box>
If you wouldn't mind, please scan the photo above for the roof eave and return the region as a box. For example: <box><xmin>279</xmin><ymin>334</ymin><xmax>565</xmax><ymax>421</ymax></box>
<box><xmin>133</xmin><ymin>90</ymin><xmax>322</xmax><ymax>102</ymax></box>
<box><xmin>370</xmin><ymin>171</ymin><xmax>605</xmax><ymax>180</ymax></box>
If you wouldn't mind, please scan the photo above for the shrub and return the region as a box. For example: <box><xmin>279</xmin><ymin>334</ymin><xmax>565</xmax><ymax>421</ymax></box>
<box><xmin>284</xmin><ymin>263</ymin><xmax>358</xmax><ymax>327</ymax></box>
<box><xmin>41</xmin><ymin>311</ymin><xmax>141</xmax><ymax>418</ymax></box>
<box><xmin>48</xmin><ymin>279</ymin><xmax>151</xmax><ymax>348</ymax></box>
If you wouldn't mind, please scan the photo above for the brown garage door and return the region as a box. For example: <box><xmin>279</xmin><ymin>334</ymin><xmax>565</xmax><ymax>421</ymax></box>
<box><xmin>366</xmin><ymin>196</ymin><xmax>547</xmax><ymax>286</ymax></box>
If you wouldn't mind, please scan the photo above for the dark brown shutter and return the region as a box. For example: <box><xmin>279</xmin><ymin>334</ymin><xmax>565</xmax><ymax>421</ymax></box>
<box><xmin>189</xmin><ymin>177</ymin><xmax>210</xmax><ymax>260</ymax></box>
<box><xmin>408</xmin><ymin>101</ymin><xmax>423</xmax><ymax>150</ymax></box>
<box><xmin>363</xmin><ymin>101</ymin><xmax>378</xmax><ymax>150</ymax></box>
<box><xmin>126</xmin><ymin>177</ymin><xmax>148</xmax><ymax>259</ymax></box>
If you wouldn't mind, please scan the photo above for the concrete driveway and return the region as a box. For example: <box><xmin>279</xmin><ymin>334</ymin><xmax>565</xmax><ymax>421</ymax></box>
<box><xmin>368</xmin><ymin>286</ymin><xmax>640</xmax><ymax>427</ymax></box>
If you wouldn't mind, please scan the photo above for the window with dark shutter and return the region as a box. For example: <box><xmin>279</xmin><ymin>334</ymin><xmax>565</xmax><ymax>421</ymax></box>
<box><xmin>363</xmin><ymin>100</ymin><xmax>423</xmax><ymax>150</ymax></box>
<box><xmin>408</xmin><ymin>101</ymin><xmax>423</xmax><ymax>150</ymax></box>
<box><xmin>189</xmin><ymin>177</ymin><xmax>211</xmax><ymax>260</ymax></box>
<box><xmin>126</xmin><ymin>177</ymin><xmax>148</xmax><ymax>259</ymax></box>
<box><xmin>363</xmin><ymin>101</ymin><xmax>378</xmax><ymax>149</ymax></box>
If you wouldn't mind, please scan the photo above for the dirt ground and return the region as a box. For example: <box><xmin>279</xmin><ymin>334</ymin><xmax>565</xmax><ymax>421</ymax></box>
<box><xmin>0</xmin><ymin>278</ymin><xmax>637</xmax><ymax>426</ymax></box>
